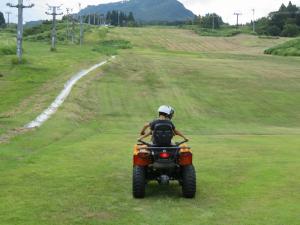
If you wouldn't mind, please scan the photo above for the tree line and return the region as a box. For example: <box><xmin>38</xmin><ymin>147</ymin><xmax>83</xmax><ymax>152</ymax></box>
<box><xmin>61</xmin><ymin>10</ymin><xmax>137</xmax><ymax>27</ymax></box>
<box><xmin>106</xmin><ymin>11</ymin><xmax>136</xmax><ymax>26</ymax></box>
<box><xmin>193</xmin><ymin>13</ymin><xmax>224</xmax><ymax>29</ymax></box>
<box><xmin>256</xmin><ymin>1</ymin><xmax>300</xmax><ymax>37</ymax></box>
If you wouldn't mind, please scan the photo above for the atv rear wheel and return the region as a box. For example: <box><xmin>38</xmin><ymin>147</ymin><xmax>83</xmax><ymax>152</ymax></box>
<box><xmin>132</xmin><ymin>166</ymin><xmax>146</xmax><ymax>198</ymax></box>
<box><xmin>182</xmin><ymin>165</ymin><xmax>196</xmax><ymax>198</ymax></box>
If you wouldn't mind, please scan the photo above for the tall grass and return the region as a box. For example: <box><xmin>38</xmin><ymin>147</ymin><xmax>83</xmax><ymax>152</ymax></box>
<box><xmin>0</xmin><ymin>45</ymin><xmax>15</xmax><ymax>55</ymax></box>
<box><xmin>264</xmin><ymin>38</ymin><xmax>300</xmax><ymax>56</ymax></box>
<box><xmin>92</xmin><ymin>39</ymin><xmax>132</xmax><ymax>55</ymax></box>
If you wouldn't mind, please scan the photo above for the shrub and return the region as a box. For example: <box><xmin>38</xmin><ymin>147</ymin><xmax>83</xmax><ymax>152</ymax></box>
<box><xmin>11</xmin><ymin>56</ymin><xmax>27</xmax><ymax>65</ymax></box>
<box><xmin>264</xmin><ymin>38</ymin><xmax>300</xmax><ymax>56</ymax></box>
<box><xmin>92</xmin><ymin>39</ymin><xmax>132</xmax><ymax>55</ymax></box>
<box><xmin>0</xmin><ymin>45</ymin><xmax>15</xmax><ymax>55</ymax></box>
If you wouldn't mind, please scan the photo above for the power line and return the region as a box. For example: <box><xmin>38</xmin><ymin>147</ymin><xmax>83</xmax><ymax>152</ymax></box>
<box><xmin>45</xmin><ymin>4</ymin><xmax>63</xmax><ymax>51</ymax></box>
<box><xmin>7</xmin><ymin>0</ymin><xmax>34</xmax><ymax>64</ymax></box>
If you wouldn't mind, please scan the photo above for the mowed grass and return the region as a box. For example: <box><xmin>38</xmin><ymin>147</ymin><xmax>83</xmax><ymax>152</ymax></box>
<box><xmin>0</xmin><ymin>27</ymin><xmax>300</xmax><ymax>224</ymax></box>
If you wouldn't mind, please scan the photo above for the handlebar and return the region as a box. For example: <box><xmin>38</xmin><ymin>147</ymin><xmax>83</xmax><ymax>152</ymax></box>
<box><xmin>137</xmin><ymin>139</ymin><xmax>188</xmax><ymax>146</ymax></box>
<box><xmin>137</xmin><ymin>140</ymin><xmax>151</xmax><ymax>146</ymax></box>
<box><xmin>175</xmin><ymin>139</ymin><xmax>189</xmax><ymax>146</ymax></box>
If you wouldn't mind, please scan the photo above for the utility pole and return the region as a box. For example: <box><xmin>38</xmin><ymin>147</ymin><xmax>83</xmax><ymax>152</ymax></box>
<box><xmin>46</xmin><ymin>5</ymin><xmax>63</xmax><ymax>51</ymax></box>
<box><xmin>71</xmin><ymin>14</ymin><xmax>75</xmax><ymax>43</ymax></box>
<box><xmin>66</xmin><ymin>8</ymin><xmax>72</xmax><ymax>42</ymax></box>
<box><xmin>234</xmin><ymin>12</ymin><xmax>242</xmax><ymax>29</ymax></box>
<box><xmin>209</xmin><ymin>14</ymin><xmax>219</xmax><ymax>30</ymax></box>
<box><xmin>99</xmin><ymin>14</ymin><xmax>101</xmax><ymax>25</ymax></box>
<box><xmin>100</xmin><ymin>14</ymin><xmax>105</xmax><ymax>26</ymax></box>
<box><xmin>5</xmin><ymin>12</ymin><xmax>12</xmax><ymax>27</ymax></box>
<box><xmin>7</xmin><ymin>0</ymin><xmax>34</xmax><ymax>63</ymax></box>
<box><xmin>78</xmin><ymin>3</ymin><xmax>83</xmax><ymax>46</ymax></box>
<box><xmin>252</xmin><ymin>9</ymin><xmax>255</xmax><ymax>33</ymax></box>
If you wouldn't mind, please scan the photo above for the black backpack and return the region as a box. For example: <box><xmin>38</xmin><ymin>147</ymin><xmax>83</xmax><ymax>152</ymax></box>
<box><xmin>152</xmin><ymin>123</ymin><xmax>174</xmax><ymax>146</ymax></box>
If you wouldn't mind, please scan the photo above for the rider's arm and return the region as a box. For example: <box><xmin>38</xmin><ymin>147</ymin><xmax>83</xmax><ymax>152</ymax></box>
<box><xmin>138</xmin><ymin>131</ymin><xmax>152</xmax><ymax>141</ymax></box>
<box><xmin>140</xmin><ymin>123</ymin><xmax>150</xmax><ymax>135</ymax></box>
<box><xmin>174</xmin><ymin>129</ymin><xmax>189</xmax><ymax>141</ymax></box>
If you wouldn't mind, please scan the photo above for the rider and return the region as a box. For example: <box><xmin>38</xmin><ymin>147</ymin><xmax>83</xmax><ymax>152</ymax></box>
<box><xmin>138</xmin><ymin>105</ymin><xmax>188</xmax><ymax>143</ymax></box>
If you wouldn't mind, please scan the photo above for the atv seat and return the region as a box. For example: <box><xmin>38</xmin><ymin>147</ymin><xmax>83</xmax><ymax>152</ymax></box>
<box><xmin>152</xmin><ymin>123</ymin><xmax>174</xmax><ymax>146</ymax></box>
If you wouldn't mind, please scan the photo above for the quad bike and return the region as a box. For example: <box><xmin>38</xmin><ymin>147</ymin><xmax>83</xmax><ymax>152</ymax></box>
<box><xmin>132</xmin><ymin>124</ymin><xmax>196</xmax><ymax>198</ymax></box>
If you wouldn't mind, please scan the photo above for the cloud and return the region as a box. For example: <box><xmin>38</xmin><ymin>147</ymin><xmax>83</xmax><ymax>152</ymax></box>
<box><xmin>2</xmin><ymin>0</ymin><xmax>300</xmax><ymax>24</ymax></box>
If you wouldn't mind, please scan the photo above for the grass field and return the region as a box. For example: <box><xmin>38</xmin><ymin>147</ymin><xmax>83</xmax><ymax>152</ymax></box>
<box><xmin>0</xmin><ymin>26</ymin><xmax>300</xmax><ymax>225</ymax></box>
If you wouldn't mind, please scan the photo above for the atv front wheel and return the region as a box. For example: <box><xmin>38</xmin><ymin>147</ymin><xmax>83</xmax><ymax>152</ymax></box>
<box><xmin>132</xmin><ymin>166</ymin><xmax>146</xmax><ymax>198</ymax></box>
<box><xmin>182</xmin><ymin>165</ymin><xmax>196</xmax><ymax>198</ymax></box>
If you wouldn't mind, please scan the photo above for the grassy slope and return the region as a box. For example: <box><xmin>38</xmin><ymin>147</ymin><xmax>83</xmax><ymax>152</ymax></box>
<box><xmin>265</xmin><ymin>38</ymin><xmax>300</xmax><ymax>56</ymax></box>
<box><xmin>0</xmin><ymin>28</ymin><xmax>108</xmax><ymax>135</ymax></box>
<box><xmin>0</xmin><ymin>27</ymin><xmax>300</xmax><ymax>225</ymax></box>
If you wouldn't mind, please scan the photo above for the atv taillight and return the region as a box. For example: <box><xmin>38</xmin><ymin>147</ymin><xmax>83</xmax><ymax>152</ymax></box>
<box><xmin>159</xmin><ymin>152</ymin><xmax>170</xmax><ymax>159</ymax></box>
<box><xmin>179</xmin><ymin>152</ymin><xmax>192</xmax><ymax>166</ymax></box>
<box><xmin>138</xmin><ymin>152</ymin><xmax>149</xmax><ymax>159</ymax></box>
<box><xmin>134</xmin><ymin>150</ymin><xmax>150</xmax><ymax>166</ymax></box>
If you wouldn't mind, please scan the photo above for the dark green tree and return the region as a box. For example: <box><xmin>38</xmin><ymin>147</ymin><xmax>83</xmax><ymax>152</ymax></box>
<box><xmin>256</xmin><ymin>17</ymin><xmax>271</xmax><ymax>35</ymax></box>
<box><xmin>281</xmin><ymin>23</ymin><xmax>300</xmax><ymax>36</ymax></box>
<box><xmin>119</xmin><ymin>11</ymin><xmax>127</xmax><ymax>26</ymax></box>
<box><xmin>199</xmin><ymin>13</ymin><xmax>223</xmax><ymax>29</ymax></box>
<box><xmin>267</xmin><ymin>25</ymin><xmax>282</xmax><ymax>36</ymax></box>
<box><xmin>279</xmin><ymin>3</ymin><xmax>287</xmax><ymax>12</ymax></box>
<box><xmin>0</xmin><ymin>12</ymin><xmax>5</xmax><ymax>27</ymax></box>
<box><xmin>106</xmin><ymin>10</ymin><xmax>135</xmax><ymax>26</ymax></box>
<box><xmin>296</xmin><ymin>13</ymin><xmax>300</xmax><ymax>26</ymax></box>
<box><xmin>270</xmin><ymin>4</ymin><xmax>288</xmax><ymax>30</ymax></box>
<box><xmin>128</xmin><ymin>12</ymin><xmax>135</xmax><ymax>22</ymax></box>
<box><xmin>257</xmin><ymin>1</ymin><xmax>300</xmax><ymax>37</ymax></box>
<box><xmin>110</xmin><ymin>10</ymin><xmax>119</xmax><ymax>26</ymax></box>
<box><xmin>106</xmin><ymin>11</ymin><xmax>112</xmax><ymax>25</ymax></box>
<box><xmin>193</xmin><ymin>15</ymin><xmax>201</xmax><ymax>25</ymax></box>
<box><xmin>286</xmin><ymin>1</ymin><xmax>298</xmax><ymax>16</ymax></box>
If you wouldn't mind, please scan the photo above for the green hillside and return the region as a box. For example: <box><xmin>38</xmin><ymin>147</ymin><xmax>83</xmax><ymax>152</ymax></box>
<box><xmin>0</xmin><ymin>26</ymin><xmax>299</xmax><ymax>225</ymax></box>
<box><xmin>265</xmin><ymin>38</ymin><xmax>300</xmax><ymax>56</ymax></box>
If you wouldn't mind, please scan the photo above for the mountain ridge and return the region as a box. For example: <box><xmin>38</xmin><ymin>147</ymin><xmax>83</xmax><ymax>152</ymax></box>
<box><xmin>79</xmin><ymin>0</ymin><xmax>195</xmax><ymax>22</ymax></box>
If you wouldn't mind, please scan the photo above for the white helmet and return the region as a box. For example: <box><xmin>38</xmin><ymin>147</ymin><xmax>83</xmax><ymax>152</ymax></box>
<box><xmin>158</xmin><ymin>105</ymin><xmax>175</xmax><ymax>118</ymax></box>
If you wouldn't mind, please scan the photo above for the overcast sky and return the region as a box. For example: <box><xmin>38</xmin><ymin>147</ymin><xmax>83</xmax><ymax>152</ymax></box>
<box><xmin>1</xmin><ymin>0</ymin><xmax>300</xmax><ymax>24</ymax></box>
